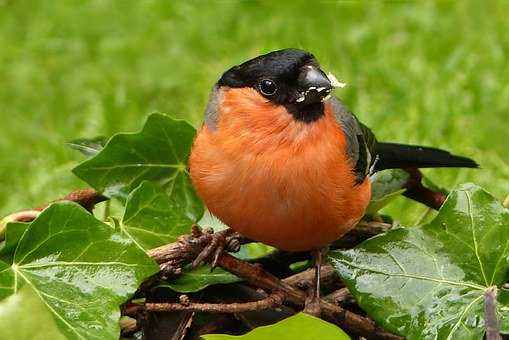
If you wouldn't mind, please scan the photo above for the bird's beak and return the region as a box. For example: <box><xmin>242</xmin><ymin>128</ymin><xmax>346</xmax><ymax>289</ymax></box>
<box><xmin>295</xmin><ymin>65</ymin><xmax>333</xmax><ymax>104</ymax></box>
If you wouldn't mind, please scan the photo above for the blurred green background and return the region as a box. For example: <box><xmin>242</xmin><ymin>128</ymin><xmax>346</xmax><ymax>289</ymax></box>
<box><xmin>0</xmin><ymin>1</ymin><xmax>508</xmax><ymax>221</ymax></box>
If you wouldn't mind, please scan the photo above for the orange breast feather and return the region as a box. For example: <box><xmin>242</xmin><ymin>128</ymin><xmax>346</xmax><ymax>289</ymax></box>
<box><xmin>189</xmin><ymin>88</ymin><xmax>371</xmax><ymax>251</ymax></box>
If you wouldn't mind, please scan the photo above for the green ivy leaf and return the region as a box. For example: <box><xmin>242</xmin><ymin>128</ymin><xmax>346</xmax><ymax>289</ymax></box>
<box><xmin>67</xmin><ymin>136</ymin><xmax>108</xmax><ymax>157</ymax></box>
<box><xmin>367</xmin><ymin>169</ymin><xmax>409</xmax><ymax>214</ymax></box>
<box><xmin>329</xmin><ymin>183</ymin><xmax>509</xmax><ymax>339</ymax></box>
<box><xmin>0</xmin><ymin>222</ymin><xmax>29</xmax><ymax>263</ymax></box>
<box><xmin>0</xmin><ymin>261</ymin><xmax>15</xmax><ymax>300</ymax></box>
<box><xmin>0</xmin><ymin>287</ymin><xmax>66</xmax><ymax>340</ymax></box>
<box><xmin>202</xmin><ymin>313</ymin><xmax>350</xmax><ymax>340</ymax></box>
<box><xmin>121</xmin><ymin>180</ymin><xmax>199</xmax><ymax>251</ymax></box>
<box><xmin>72</xmin><ymin>114</ymin><xmax>202</xmax><ymax>215</ymax></box>
<box><xmin>159</xmin><ymin>264</ymin><xmax>241</xmax><ymax>293</ymax></box>
<box><xmin>119</xmin><ymin>180</ymin><xmax>234</xmax><ymax>293</ymax></box>
<box><xmin>0</xmin><ymin>202</ymin><xmax>159</xmax><ymax>340</ymax></box>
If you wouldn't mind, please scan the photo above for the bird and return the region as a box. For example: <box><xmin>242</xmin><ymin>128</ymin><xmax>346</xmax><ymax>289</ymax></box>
<box><xmin>188</xmin><ymin>48</ymin><xmax>478</xmax><ymax>313</ymax></box>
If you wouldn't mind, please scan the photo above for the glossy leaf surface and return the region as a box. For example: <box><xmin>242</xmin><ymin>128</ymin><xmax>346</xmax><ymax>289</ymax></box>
<box><xmin>121</xmin><ymin>180</ymin><xmax>198</xmax><ymax>251</ymax></box>
<box><xmin>329</xmin><ymin>184</ymin><xmax>509</xmax><ymax>339</ymax></box>
<box><xmin>73</xmin><ymin>114</ymin><xmax>202</xmax><ymax>217</ymax></box>
<box><xmin>0</xmin><ymin>202</ymin><xmax>159</xmax><ymax>339</ymax></box>
<box><xmin>159</xmin><ymin>264</ymin><xmax>241</xmax><ymax>293</ymax></box>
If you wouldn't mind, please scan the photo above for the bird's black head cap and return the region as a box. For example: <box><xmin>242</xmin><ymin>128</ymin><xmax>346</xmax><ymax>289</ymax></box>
<box><xmin>218</xmin><ymin>48</ymin><xmax>333</xmax><ymax>123</ymax></box>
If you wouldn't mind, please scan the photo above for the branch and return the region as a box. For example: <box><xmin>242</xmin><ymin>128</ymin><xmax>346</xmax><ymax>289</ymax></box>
<box><xmin>1</xmin><ymin>188</ymin><xmax>107</xmax><ymax>226</ymax></box>
<box><xmin>403</xmin><ymin>168</ymin><xmax>446</xmax><ymax>210</ymax></box>
<box><xmin>145</xmin><ymin>225</ymin><xmax>401</xmax><ymax>339</ymax></box>
<box><xmin>324</xmin><ymin>287</ymin><xmax>352</xmax><ymax>305</ymax></box>
<box><xmin>146</xmin><ymin>292</ymin><xmax>284</xmax><ymax>313</ymax></box>
<box><xmin>215</xmin><ymin>253</ymin><xmax>401</xmax><ymax>340</ymax></box>
<box><xmin>282</xmin><ymin>265</ymin><xmax>339</xmax><ymax>291</ymax></box>
<box><xmin>120</xmin><ymin>316</ymin><xmax>139</xmax><ymax>336</ymax></box>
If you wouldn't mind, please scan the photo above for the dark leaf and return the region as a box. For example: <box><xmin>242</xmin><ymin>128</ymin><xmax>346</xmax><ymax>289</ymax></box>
<box><xmin>159</xmin><ymin>265</ymin><xmax>241</xmax><ymax>293</ymax></box>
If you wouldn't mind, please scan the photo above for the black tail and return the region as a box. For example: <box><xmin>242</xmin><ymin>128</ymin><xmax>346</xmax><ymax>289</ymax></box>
<box><xmin>373</xmin><ymin>142</ymin><xmax>479</xmax><ymax>172</ymax></box>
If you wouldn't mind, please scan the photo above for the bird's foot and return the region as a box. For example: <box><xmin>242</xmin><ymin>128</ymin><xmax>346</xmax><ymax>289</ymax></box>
<box><xmin>304</xmin><ymin>291</ymin><xmax>322</xmax><ymax>317</ymax></box>
<box><xmin>191</xmin><ymin>226</ymin><xmax>241</xmax><ymax>269</ymax></box>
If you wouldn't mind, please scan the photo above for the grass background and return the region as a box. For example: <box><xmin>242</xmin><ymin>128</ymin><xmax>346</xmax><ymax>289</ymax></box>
<box><xmin>0</xmin><ymin>1</ymin><xmax>508</xmax><ymax>222</ymax></box>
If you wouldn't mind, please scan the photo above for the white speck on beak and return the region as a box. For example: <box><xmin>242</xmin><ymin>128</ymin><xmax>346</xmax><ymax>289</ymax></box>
<box><xmin>295</xmin><ymin>94</ymin><xmax>306</xmax><ymax>103</ymax></box>
<box><xmin>327</xmin><ymin>72</ymin><xmax>347</xmax><ymax>88</ymax></box>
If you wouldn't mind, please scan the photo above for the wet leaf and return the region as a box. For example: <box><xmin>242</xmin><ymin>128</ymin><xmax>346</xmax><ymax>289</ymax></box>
<box><xmin>235</xmin><ymin>242</ymin><xmax>276</xmax><ymax>261</ymax></box>
<box><xmin>202</xmin><ymin>313</ymin><xmax>350</xmax><ymax>340</ymax></box>
<box><xmin>121</xmin><ymin>180</ymin><xmax>199</xmax><ymax>251</ymax></box>
<box><xmin>72</xmin><ymin>114</ymin><xmax>202</xmax><ymax>217</ymax></box>
<box><xmin>329</xmin><ymin>183</ymin><xmax>509</xmax><ymax>339</ymax></box>
<box><xmin>0</xmin><ymin>202</ymin><xmax>159</xmax><ymax>339</ymax></box>
<box><xmin>67</xmin><ymin>136</ymin><xmax>108</xmax><ymax>157</ymax></box>
<box><xmin>160</xmin><ymin>264</ymin><xmax>241</xmax><ymax>293</ymax></box>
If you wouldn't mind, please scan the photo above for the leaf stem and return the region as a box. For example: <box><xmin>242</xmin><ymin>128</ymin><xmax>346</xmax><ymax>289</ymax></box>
<box><xmin>484</xmin><ymin>286</ymin><xmax>501</xmax><ymax>340</ymax></box>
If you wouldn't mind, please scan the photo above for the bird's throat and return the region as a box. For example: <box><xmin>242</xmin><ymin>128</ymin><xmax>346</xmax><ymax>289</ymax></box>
<box><xmin>285</xmin><ymin>102</ymin><xmax>325</xmax><ymax>123</ymax></box>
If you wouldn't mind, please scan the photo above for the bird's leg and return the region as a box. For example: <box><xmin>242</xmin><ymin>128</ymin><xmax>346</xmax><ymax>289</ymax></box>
<box><xmin>192</xmin><ymin>227</ymin><xmax>241</xmax><ymax>269</ymax></box>
<box><xmin>304</xmin><ymin>248</ymin><xmax>325</xmax><ymax>317</ymax></box>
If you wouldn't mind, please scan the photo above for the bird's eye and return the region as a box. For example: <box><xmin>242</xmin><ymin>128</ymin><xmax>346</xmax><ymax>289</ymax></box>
<box><xmin>259</xmin><ymin>79</ymin><xmax>277</xmax><ymax>96</ymax></box>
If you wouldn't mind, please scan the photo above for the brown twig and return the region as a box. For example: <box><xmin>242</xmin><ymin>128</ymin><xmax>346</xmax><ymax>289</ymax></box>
<box><xmin>53</xmin><ymin>188</ymin><xmax>108</xmax><ymax>211</ymax></box>
<box><xmin>403</xmin><ymin>168</ymin><xmax>446</xmax><ymax>210</ymax></box>
<box><xmin>282</xmin><ymin>265</ymin><xmax>339</xmax><ymax>291</ymax></box>
<box><xmin>0</xmin><ymin>188</ymin><xmax>108</xmax><ymax>241</ymax></box>
<box><xmin>324</xmin><ymin>287</ymin><xmax>352</xmax><ymax>305</ymax></box>
<box><xmin>1</xmin><ymin>188</ymin><xmax>107</xmax><ymax>225</ymax></box>
<box><xmin>120</xmin><ymin>316</ymin><xmax>139</xmax><ymax>336</ymax></box>
<box><xmin>214</xmin><ymin>253</ymin><xmax>402</xmax><ymax>340</ymax></box>
<box><xmin>146</xmin><ymin>292</ymin><xmax>285</xmax><ymax>313</ymax></box>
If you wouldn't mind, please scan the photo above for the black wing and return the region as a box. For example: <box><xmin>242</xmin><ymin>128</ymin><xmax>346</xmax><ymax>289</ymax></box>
<box><xmin>329</xmin><ymin>97</ymin><xmax>376</xmax><ymax>183</ymax></box>
<box><xmin>329</xmin><ymin>97</ymin><xmax>477</xmax><ymax>182</ymax></box>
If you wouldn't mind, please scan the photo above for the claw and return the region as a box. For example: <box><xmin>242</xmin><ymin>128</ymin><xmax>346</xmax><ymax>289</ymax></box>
<box><xmin>192</xmin><ymin>229</ymin><xmax>233</xmax><ymax>269</ymax></box>
<box><xmin>210</xmin><ymin>242</ymin><xmax>224</xmax><ymax>269</ymax></box>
